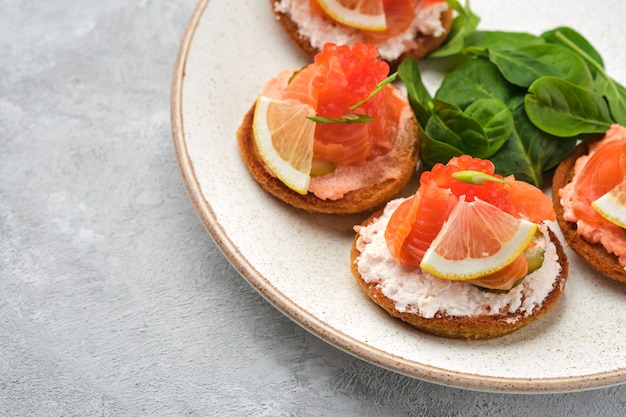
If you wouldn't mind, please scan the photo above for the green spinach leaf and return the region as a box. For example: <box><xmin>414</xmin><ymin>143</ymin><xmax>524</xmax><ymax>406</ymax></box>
<box><xmin>488</xmin><ymin>44</ymin><xmax>594</xmax><ymax>89</ymax></box>
<box><xmin>426</xmin><ymin>99</ymin><xmax>490</xmax><ymax>157</ymax></box>
<box><xmin>397</xmin><ymin>58</ymin><xmax>433</xmax><ymax>126</ymax></box>
<box><xmin>547</xmin><ymin>30</ymin><xmax>626</xmax><ymax>125</ymax></box>
<box><xmin>429</xmin><ymin>0</ymin><xmax>480</xmax><ymax>58</ymax></box>
<box><xmin>419</xmin><ymin>127</ymin><xmax>463</xmax><ymax>169</ymax></box>
<box><xmin>436</xmin><ymin>58</ymin><xmax>519</xmax><ymax>109</ymax></box>
<box><xmin>419</xmin><ymin>97</ymin><xmax>512</xmax><ymax>165</ymax></box>
<box><xmin>541</xmin><ymin>26</ymin><xmax>604</xmax><ymax>71</ymax></box>
<box><xmin>525</xmin><ymin>76</ymin><xmax>613</xmax><ymax>136</ymax></box>
<box><xmin>463</xmin><ymin>30</ymin><xmax>544</xmax><ymax>55</ymax></box>
<box><xmin>595</xmin><ymin>74</ymin><xmax>626</xmax><ymax>125</ymax></box>
<box><xmin>463</xmin><ymin>98</ymin><xmax>513</xmax><ymax>155</ymax></box>
<box><xmin>490</xmin><ymin>96</ymin><xmax>577</xmax><ymax>185</ymax></box>
<box><xmin>488</xmin><ymin>130</ymin><xmax>536</xmax><ymax>185</ymax></box>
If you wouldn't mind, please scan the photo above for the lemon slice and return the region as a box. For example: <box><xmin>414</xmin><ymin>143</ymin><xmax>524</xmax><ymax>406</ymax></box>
<box><xmin>420</xmin><ymin>198</ymin><xmax>538</xmax><ymax>280</ymax></box>
<box><xmin>592</xmin><ymin>180</ymin><xmax>626</xmax><ymax>228</ymax></box>
<box><xmin>315</xmin><ymin>0</ymin><xmax>387</xmax><ymax>32</ymax></box>
<box><xmin>252</xmin><ymin>96</ymin><xmax>316</xmax><ymax>195</ymax></box>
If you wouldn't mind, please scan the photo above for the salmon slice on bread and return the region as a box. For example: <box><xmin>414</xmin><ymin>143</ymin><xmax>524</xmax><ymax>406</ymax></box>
<box><xmin>552</xmin><ymin>129</ymin><xmax>626</xmax><ymax>284</ymax></box>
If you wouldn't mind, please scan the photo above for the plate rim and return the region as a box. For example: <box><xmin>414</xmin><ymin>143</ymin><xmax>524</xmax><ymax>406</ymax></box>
<box><xmin>170</xmin><ymin>0</ymin><xmax>626</xmax><ymax>393</ymax></box>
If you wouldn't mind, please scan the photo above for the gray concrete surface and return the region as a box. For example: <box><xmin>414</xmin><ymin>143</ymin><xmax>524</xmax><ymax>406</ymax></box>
<box><xmin>2</xmin><ymin>1</ymin><xmax>626</xmax><ymax>416</ymax></box>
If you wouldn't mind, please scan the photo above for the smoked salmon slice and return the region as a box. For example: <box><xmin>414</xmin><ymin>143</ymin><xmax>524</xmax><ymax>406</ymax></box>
<box><xmin>267</xmin><ymin>42</ymin><xmax>407</xmax><ymax>167</ymax></box>
<box><xmin>571</xmin><ymin>139</ymin><xmax>626</xmax><ymax>226</ymax></box>
<box><xmin>385</xmin><ymin>182</ymin><xmax>458</xmax><ymax>266</ymax></box>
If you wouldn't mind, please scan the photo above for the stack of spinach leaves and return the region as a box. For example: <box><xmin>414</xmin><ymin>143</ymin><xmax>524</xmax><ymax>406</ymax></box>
<box><xmin>399</xmin><ymin>1</ymin><xmax>626</xmax><ymax>187</ymax></box>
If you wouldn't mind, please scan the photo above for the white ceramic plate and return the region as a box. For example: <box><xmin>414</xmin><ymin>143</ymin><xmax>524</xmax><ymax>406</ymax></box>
<box><xmin>172</xmin><ymin>0</ymin><xmax>626</xmax><ymax>392</ymax></box>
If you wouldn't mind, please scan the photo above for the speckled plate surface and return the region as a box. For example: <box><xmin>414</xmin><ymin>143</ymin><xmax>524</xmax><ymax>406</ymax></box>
<box><xmin>171</xmin><ymin>0</ymin><xmax>626</xmax><ymax>392</ymax></box>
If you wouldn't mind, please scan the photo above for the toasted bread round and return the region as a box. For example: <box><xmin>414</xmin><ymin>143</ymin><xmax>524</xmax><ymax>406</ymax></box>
<box><xmin>237</xmin><ymin>93</ymin><xmax>419</xmax><ymax>214</ymax></box>
<box><xmin>351</xmin><ymin>208</ymin><xmax>569</xmax><ymax>340</ymax></box>
<box><xmin>270</xmin><ymin>0</ymin><xmax>454</xmax><ymax>70</ymax></box>
<box><xmin>552</xmin><ymin>136</ymin><xmax>626</xmax><ymax>284</ymax></box>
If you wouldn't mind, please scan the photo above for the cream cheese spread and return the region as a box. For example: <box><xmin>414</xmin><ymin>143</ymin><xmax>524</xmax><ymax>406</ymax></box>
<box><xmin>273</xmin><ymin>0</ymin><xmax>449</xmax><ymax>62</ymax></box>
<box><xmin>354</xmin><ymin>198</ymin><xmax>562</xmax><ymax>319</ymax></box>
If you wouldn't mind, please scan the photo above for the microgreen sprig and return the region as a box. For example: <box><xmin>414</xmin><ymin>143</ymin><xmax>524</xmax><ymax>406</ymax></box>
<box><xmin>349</xmin><ymin>72</ymin><xmax>398</xmax><ymax>110</ymax></box>
<box><xmin>307</xmin><ymin>114</ymin><xmax>373</xmax><ymax>124</ymax></box>
<box><xmin>307</xmin><ymin>72</ymin><xmax>398</xmax><ymax>124</ymax></box>
<box><xmin>451</xmin><ymin>170</ymin><xmax>510</xmax><ymax>186</ymax></box>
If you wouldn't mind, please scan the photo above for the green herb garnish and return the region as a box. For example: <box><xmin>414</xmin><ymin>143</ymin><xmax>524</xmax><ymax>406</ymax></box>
<box><xmin>348</xmin><ymin>72</ymin><xmax>398</xmax><ymax>110</ymax></box>
<box><xmin>307</xmin><ymin>114</ymin><xmax>373</xmax><ymax>124</ymax></box>
<box><xmin>451</xmin><ymin>170</ymin><xmax>510</xmax><ymax>185</ymax></box>
<box><xmin>307</xmin><ymin>72</ymin><xmax>398</xmax><ymax>124</ymax></box>
<box><xmin>287</xmin><ymin>66</ymin><xmax>305</xmax><ymax>84</ymax></box>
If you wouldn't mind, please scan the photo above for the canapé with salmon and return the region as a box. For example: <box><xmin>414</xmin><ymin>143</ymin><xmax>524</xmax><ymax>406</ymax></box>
<box><xmin>352</xmin><ymin>156</ymin><xmax>569</xmax><ymax>340</ymax></box>
<box><xmin>237</xmin><ymin>42</ymin><xmax>419</xmax><ymax>214</ymax></box>
<box><xmin>553</xmin><ymin>124</ymin><xmax>626</xmax><ymax>284</ymax></box>
<box><xmin>271</xmin><ymin>0</ymin><xmax>453</xmax><ymax>69</ymax></box>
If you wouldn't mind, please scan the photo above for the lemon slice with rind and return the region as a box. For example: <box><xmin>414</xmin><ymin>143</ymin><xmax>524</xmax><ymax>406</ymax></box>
<box><xmin>252</xmin><ymin>96</ymin><xmax>316</xmax><ymax>195</ymax></box>
<box><xmin>420</xmin><ymin>198</ymin><xmax>538</xmax><ymax>280</ymax></box>
<box><xmin>592</xmin><ymin>180</ymin><xmax>626</xmax><ymax>229</ymax></box>
<box><xmin>315</xmin><ymin>0</ymin><xmax>387</xmax><ymax>32</ymax></box>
